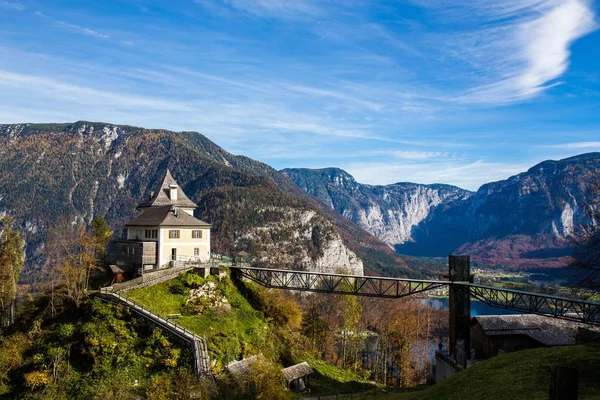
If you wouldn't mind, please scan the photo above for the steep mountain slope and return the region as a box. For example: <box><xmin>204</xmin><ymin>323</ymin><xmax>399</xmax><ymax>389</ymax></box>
<box><xmin>281</xmin><ymin>168</ymin><xmax>472</xmax><ymax>246</ymax></box>
<box><xmin>402</xmin><ymin>153</ymin><xmax>600</xmax><ymax>267</ymax></box>
<box><xmin>284</xmin><ymin>155</ymin><xmax>600</xmax><ymax>269</ymax></box>
<box><xmin>0</xmin><ymin>122</ymin><xmax>414</xmax><ymax>280</ymax></box>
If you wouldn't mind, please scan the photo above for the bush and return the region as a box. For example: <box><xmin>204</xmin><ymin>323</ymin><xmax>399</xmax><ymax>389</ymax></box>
<box><xmin>24</xmin><ymin>371</ymin><xmax>51</xmax><ymax>390</ymax></box>
<box><xmin>182</xmin><ymin>272</ymin><xmax>205</xmax><ymax>289</ymax></box>
<box><xmin>169</xmin><ymin>279</ymin><xmax>187</xmax><ymax>295</ymax></box>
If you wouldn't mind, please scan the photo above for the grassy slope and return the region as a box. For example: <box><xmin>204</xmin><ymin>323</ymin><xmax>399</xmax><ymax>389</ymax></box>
<box><xmin>126</xmin><ymin>274</ymin><xmax>271</xmax><ymax>369</ymax></box>
<box><xmin>379</xmin><ymin>344</ymin><xmax>600</xmax><ymax>400</ymax></box>
<box><xmin>126</xmin><ymin>273</ymin><xmax>381</xmax><ymax>397</ymax></box>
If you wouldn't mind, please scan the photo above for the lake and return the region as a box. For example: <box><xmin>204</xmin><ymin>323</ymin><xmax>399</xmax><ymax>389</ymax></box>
<box><xmin>423</xmin><ymin>297</ymin><xmax>522</xmax><ymax>316</ymax></box>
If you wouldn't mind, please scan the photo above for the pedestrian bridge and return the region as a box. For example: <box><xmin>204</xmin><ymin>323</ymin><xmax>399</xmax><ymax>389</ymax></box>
<box><xmin>229</xmin><ymin>265</ymin><xmax>600</xmax><ymax>326</ymax></box>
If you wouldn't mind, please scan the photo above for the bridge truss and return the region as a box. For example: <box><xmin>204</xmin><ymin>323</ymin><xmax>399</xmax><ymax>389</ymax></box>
<box><xmin>230</xmin><ymin>266</ymin><xmax>600</xmax><ymax>326</ymax></box>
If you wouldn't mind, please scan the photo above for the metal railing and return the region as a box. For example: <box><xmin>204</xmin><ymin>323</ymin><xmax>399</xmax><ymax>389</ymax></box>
<box><xmin>97</xmin><ymin>290</ymin><xmax>212</xmax><ymax>377</ymax></box>
<box><xmin>230</xmin><ymin>266</ymin><xmax>600</xmax><ymax>326</ymax></box>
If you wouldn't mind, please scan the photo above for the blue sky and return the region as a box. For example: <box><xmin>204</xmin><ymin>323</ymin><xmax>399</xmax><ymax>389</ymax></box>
<box><xmin>1</xmin><ymin>0</ymin><xmax>599</xmax><ymax>190</ymax></box>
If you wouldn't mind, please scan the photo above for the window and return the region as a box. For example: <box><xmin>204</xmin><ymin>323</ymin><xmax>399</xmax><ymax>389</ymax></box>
<box><xmin>192</xmin><ymin>230</ymin><xmax>202</xmax><ymax>239</ymax></box>
<box><xmin>169</xmin><ymin>230</ymin><xmax>180</xmax><ymax>239</ymax></box>
<box><xmin>145</xmin><ymin>229</ymin><xmax>158</xmax><ymax>239</ymax></box>
<box><xmin>194</xmin><ymin>248</ymin><xmax>199</xmax><ymax>256</ymax></box>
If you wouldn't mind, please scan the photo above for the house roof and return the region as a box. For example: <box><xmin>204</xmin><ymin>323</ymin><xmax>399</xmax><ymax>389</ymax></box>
<box><xmin>137</xmin><ymin>169</ymin><xmax>198</xmax><ymax>209</ymax></box>
<box><xmin>126</xmin><ymin>205</ymin><xmax>211</xmax><ymax>227</ymax></box>
<box><xmin>473</xmin><ymin>314</ymin><xmax>600</xmax><ymax>346</ymax></box>
<box><xmin>282</xmin><ymin>362</ymin><xmax>313</xmax><ymax>383</ymax></box>
<box><xmin>226</xmin><ymin>354</ymin><xmax>266</xmax><ymax>381</ymax></box>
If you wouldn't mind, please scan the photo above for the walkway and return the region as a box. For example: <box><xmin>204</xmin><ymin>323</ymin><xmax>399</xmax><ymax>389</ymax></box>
<box><xmin>98</xmin><ymin>279</ymin><xmax>213</xmax><ymax>377</ymax></box>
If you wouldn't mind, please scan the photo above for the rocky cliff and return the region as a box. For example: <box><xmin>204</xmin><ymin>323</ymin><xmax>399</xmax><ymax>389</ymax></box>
<box><xmin>281</xmin><ymin>167</ymin><xmax>472</xmax><ymax>245</ymax></box>
<box><xmin>284</xmin><ymin>155</ymin><xmax>600</xmax><ymax>269</ymax></box>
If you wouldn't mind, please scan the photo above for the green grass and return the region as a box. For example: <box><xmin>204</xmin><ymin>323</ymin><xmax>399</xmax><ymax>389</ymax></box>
<box><xmin>126</xmin><ymin>273</ymin><xmax>272</xmax><ymax>369</ymax></box>
<box><xmin>127</xmin><ymin>280</ymin><xmax>187</xmax><ymax>315</ymax></box>
<box><xmin>371</xmin><ymin>344</ymin><xmax>600</xmax><ymax>400</ymax></box>
<box><xmin>291</xmin><ymin>358</ymin><xmax>380</xmax><ymax>398</ymax></box>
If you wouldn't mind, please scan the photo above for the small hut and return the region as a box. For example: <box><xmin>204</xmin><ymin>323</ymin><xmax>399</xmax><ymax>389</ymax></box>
<box><xmin>226</xmin><ymin>354</ymin><xmax>266</xmax><ymax>382</ymax></box>
<box><xmin>109</xmin><ymin>265</ymin><xmax>126</xmax><ymax>284</ymax></box>
<box><xmin>282</xmin><ymin>362</ymin><xmax>313</xmax><ymax>392</ymax></box>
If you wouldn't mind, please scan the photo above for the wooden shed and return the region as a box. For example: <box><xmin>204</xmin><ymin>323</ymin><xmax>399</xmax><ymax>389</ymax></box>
<box><xmin>225</xmin><ymin>354</ymin><xmax>266</xmax><ymax>382</ymax></box>
<box><xmin>282</xmin><ymin>362</ymin><xmax>313</xmax><ymax>392</ymax></box>
<box><xmin>471</xmin><ymin>314</ymin><xmax>598</xmax><ymax>360</ymax></box>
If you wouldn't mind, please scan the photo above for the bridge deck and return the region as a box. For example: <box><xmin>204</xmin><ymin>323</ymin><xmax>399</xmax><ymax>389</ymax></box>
<box><xmin>230</xmin><ymin>266</ymin><xmax>600</xmax><ymax>325</ymax></box>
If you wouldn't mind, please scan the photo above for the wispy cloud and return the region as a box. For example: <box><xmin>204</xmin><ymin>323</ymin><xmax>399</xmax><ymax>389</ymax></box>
<box><xmin>55</xmin><ymin>20</ymin><xmax>110</xmax><ymax>39</ymax></box>
<box><xmin>542</xmin><ymin>141</ymin><xmax>600</xmax><ymax>149</ymax></box>
<box><xmin>34</xmin><ymin>10</ymin><xmax>110</xmax><ymax>39</ymax></box>
<box><xmin>346</xmin><ymin>159</ymin><xmax>532</xmax><ymax>190</ymax></box>
<box><xmin>224</xmin><ymin>0</ymin><xmax>322</xmax><ymax>18</ymax></box>
<box><xmin>0</xmin><ymin>1</ymin><xmax>24</xmax><ymax>10</ymax></box>
<box><xmin>386</xmin><ymin>151</ymin><xmax>446</xmax><ymax>160</ymax></box>
<box><xmin>434</xmin><ymin>0</ymin><xmax>598</xmax><ymax>104</ymax></box>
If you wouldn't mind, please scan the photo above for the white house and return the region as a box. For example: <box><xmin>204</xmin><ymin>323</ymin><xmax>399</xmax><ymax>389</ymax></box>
<box><xmin>114</xmin><ymin>169</ymin><xmax>211</xmax><ymax>271</ymax></box>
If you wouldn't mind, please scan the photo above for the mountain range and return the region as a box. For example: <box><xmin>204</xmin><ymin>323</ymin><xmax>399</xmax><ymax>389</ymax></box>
<box><xmin>283</xmin><ymin>153</ymin><xmax>600</xmax><ymax>269</ymax></box>
<box><xmin>1</xmin><ymin>121</ymin><xmax>598</xmax><ymax>281</ymax></box>
<box><xmin>0</xmin><ymin>122</ymin><xmax>417</xmax><ymax>283</ymax></box>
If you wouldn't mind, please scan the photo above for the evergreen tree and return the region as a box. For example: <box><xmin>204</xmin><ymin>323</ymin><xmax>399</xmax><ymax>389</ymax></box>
<box><xmin>0</xmin><ymin>217</ymin><xmax>25</xmax><ymax>327</ymax></box>
<box><xmin>91</xmin><ymin>216</ymin><xmax>112</xmax><ymax>265</ymax></box>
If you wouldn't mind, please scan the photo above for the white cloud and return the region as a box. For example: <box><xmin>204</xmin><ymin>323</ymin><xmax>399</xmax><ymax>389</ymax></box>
<box><xmin>224</xmin><ymin>0</ymin><xmax>321</xmax><ymax>18</ymax></box>
<box><xmin>0</xmin><ymin>70</ymin><xmax>192</xmax><ymax>111</ymax></box>
<box><xmin>542</xmin><ymin>141</ymin><xmax>600</xmax><ymax>149</ymax></box>
<box><xmin>447</xmin><ymin>0</ymin><xmax>597</xmax><ymax>103</ymax></box>
<box><xmin>55</xmin><ymin>20</ymin><xmax>110</xmax><ymax>39</ymax></box>
<box><xmin>0</xmin><ymin>1</ymin><xmax>24</xmax><ymax>10</ymax></box>
<box><xmin>386</xmin><ymin>151</ymin><xmax>445</xmax><ymax>160</ymax></box>
<box><xmin>33</xmin><ymin>10</ymin><xmax>110</xmax><ymax>39</ymax></box>
<box><xmin>346</xmin><ymin>160</ymin><xmax>531</xmax><ymax>190</ymax></box>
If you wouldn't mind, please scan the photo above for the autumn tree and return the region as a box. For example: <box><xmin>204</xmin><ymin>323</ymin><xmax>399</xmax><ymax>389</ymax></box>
<box><xmin>0</xmin><ymin>216</ymin><xmax>25</xmax><ymax>327</ymax></box>
<box><xmin>46</xmin><ymin>218</ymin><xmax>103</xmax><ymax>307</ymax></box>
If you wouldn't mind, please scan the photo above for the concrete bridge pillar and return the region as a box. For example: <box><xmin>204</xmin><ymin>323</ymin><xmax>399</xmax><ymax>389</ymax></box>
<box><xmin>448</xmin><ymin>255</ymin><xmax>471</xmax><ymax>368</ymax></box>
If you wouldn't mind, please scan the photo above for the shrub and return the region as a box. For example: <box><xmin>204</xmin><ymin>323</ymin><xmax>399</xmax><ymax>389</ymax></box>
<box><xmin>182</xmin><ymin>272</ymin><xmax>205</xmax><ymax>289</ymax></box>
<box><xmin>169</xmin><ymin>279</ymin><xmax>187</xmax><ymax>295</ymax></box>
<box><xmin>24</xmin><ymin>371</ymin><xmax>51</xmax><ymax>389</ymax></box>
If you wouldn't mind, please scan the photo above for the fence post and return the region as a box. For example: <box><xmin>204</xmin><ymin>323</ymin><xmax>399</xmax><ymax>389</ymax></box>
<box><xmin>549</xmin><ymin>366</ymin><xmax>578</xmax><ymax>400</ymax></box>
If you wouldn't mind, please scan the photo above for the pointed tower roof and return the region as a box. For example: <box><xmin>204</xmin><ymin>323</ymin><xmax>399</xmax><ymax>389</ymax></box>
<box><xmin>137</xmin><ymin>169</ymin><xmax>198</xmax><ymax>209</ymax></box>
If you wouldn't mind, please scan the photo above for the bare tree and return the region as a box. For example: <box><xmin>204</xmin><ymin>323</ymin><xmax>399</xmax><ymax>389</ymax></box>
<box><xmin>45</xmin><ymin>217</ymin><xmax>102</xmax><ymax>308</ymax></box>
<box><xmin>0</xmin><ymin>216</ymin><xmax>25</xmax><ymax>327</ymax></box>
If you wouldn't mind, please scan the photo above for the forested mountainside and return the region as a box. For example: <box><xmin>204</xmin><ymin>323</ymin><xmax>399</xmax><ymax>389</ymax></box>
<box><xmin>0</xmin><ymin>122</ymin><xmax>414</xmax><ymax>282</ymax></box>
<box><xmin>284</xmin><ymin>154</ymin><xmax>600</xmax><ymax>269</ymax></box>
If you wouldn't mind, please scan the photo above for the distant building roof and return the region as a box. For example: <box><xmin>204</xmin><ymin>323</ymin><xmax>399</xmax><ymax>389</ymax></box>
<box><xmin>126</xmin><ymin>205</ymin><xmax>211</xmax><ymax>227</ymax></box>
<box><xmin>226</xmin><ymin>354</ymin><xmax>266</xmax><ymax>381</ymax></box>
<box><xmin>473</xmin><ymin>314</ymin><xmax>600</xmax><ymax>346</ymax></box>
<box><xmin>137</xmin><ymin>169</ymin><xmax>198</xmax><ymax>209</ymax></box>
<box><xmin>282</xmin><ymin>362</ymin><xmax>313</xmax><ymax>383</ymax></box>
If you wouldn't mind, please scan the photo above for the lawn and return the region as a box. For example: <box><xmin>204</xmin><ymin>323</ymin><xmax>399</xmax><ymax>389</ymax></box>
<box><xmin>371</xmin><ymin>344</ymin><xmax>600</xmax><ymax>400</ymax></box>
<box><xmin>126</xmin><ymin>272</ymin><xmax>272</xmax><ymax>369</ymax></box>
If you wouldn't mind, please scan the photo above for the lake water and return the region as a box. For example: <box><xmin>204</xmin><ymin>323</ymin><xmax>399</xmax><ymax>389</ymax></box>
<box><xmin>423</xmin><ymin>297</ymin><xmax>522</xmax><ymax>316</ymax></box>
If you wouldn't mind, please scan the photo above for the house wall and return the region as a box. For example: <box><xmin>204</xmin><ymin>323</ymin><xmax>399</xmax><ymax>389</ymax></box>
<box><xmin>126</xmin><ymin>226</ymin><xmax>160</xmax><ymax>241</ymax></box>
<box><xmin>158</xmin><ymin>227</ymin><xmax>211</xmax><ymax>267</ymax></box>
<box><xmin>471</xmin><ymin>323</ymin><xmax>490</xmax><ymax>359</ymax></box>
<box><xmin>471</xmin><ymin>322</ymin><xmax>544</xmax><ymax>359</ymax></box>
<box><xmin>489</xmin><ymin>334</ymin><xmax>542</xmax><ymax>356</ymax></box>
<box><xmin>114</xmin><ymin>241</ymin><xmax>157</xmax><ymax>269</ymax></box>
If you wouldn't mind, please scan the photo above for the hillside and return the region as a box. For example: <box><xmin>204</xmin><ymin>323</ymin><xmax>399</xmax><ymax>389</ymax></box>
<box><xmin>0</xmin><ymin>121</ymin><xmax>413</xmax><ymax>281</ymax></box>
<box><xmin>284</xmin><ymin>155</ymin><xmax>600</xmax><ymax>270</ymax></box>
<box><xmin>0</xmin><ymin>269</ymin><xmax>383</xmax><ymax>399</ymax></box>
<box><xmin>384</xmin><ymin>344</ymin><xmax>600</xmax><ymax>400</ymax></box>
